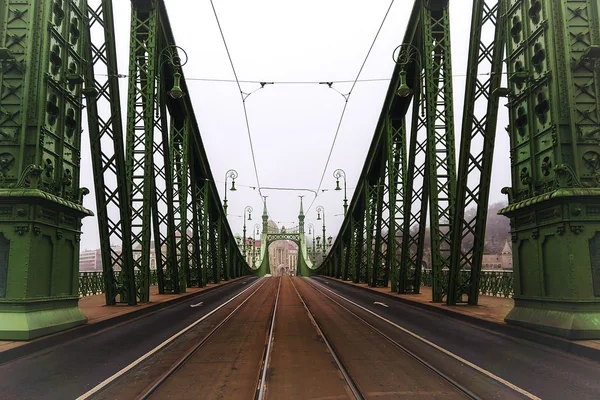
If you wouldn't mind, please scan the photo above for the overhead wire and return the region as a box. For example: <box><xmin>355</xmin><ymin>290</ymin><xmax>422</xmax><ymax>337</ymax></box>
<box><xmin>306</xmin><ymin>0</ymin><xmax>396</xmax><ymax>215</ymax></box>
<box><xmin>209</xmin><ymin>0</ymin><xmax>263</xmax><ymax>197</ymax></box>
<box><xmin>96</xmin><ymin>72</ymin><xmax>506</xmax><ymax>83</ymax></box>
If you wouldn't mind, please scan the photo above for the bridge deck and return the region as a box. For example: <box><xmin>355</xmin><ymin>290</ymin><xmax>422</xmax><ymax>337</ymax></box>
<box><xmin>329</xmin><ymin>278</ymin><xmax>600</xmax><ymax>355</ymax></box>
<box><xmin>2</xmin><ymin>277</ymin><xmax>600</xmax><ymax>399</ymax></box>
<box><xmin>0</xmin><ymin>278</ymin><xmax>244</xmax><ymax>358</ymax></box>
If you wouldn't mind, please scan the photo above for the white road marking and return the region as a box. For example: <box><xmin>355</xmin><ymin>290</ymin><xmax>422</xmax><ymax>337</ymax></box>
<box><xmin>373</xmin><ymin>301</ymin><xmax>388</xmax><ymax>308</ymax></box>
<box><xmin>311</xmin><ymin>279</ymin><xmax>542</xmax><ymax>400</ymax></box>
<box><xmin>76</xmin><ymin>278</ymin><xmax>264</xmax><ymax>400</ymax></box>
<box><xmin>190</xmin><ymin>302</ymin><xmax>203</xmax><ymax>308</ymax></box>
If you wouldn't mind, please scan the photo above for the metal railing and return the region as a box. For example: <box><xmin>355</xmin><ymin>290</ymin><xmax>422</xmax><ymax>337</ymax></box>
<box><xmin>421</xmin><ymin>269</ymin><xmax>514</xmax><ymax>298</ymax></box>
<box><xmin>79</xmin><ymin>270</ymin><xmax>159</xmax><ymax>297</ymax></box>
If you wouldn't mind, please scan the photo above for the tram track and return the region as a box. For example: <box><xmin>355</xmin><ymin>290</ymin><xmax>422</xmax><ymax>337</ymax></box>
<box><xmin>134</xmin><ymin>277</ymin><xmax>279</xmax><ymax>400</ymax></box>
<box><xmin>289</xmin><ymin>277</ymin><xmax>364</xmax><ymax>400</ymax></box>
<box><xmin>301</xmin><ymin>277</ymin><xmax>480</xmax><ymax>400</ymax></box>
<box><xmin>255</xmin><ymin>277</ymin><xmax>281</xmax><ymax>400</ymax></box>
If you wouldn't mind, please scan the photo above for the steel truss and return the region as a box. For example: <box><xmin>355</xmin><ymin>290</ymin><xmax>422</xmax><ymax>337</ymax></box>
<box><xmin>80</xmin><ymin>0</ymin><xmax>250</xmax><ymax>304</ymax></box>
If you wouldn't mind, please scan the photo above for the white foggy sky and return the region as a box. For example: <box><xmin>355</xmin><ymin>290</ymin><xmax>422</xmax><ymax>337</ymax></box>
<box><xmin>79</xmin><ymin>0</ymin><xmax>511</xmax><ymax>251</ymax></box>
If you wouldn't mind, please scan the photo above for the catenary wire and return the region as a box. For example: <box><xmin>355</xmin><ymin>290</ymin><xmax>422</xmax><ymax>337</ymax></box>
<box><xmin>209</xmin><ymin>0</ymin><xmax>263</xmax><ymax>197</ymax></box>
<box><xmin>306</xmin><ymin>0</ymin><xmax>396</xmax><ymax>215</ymax></box>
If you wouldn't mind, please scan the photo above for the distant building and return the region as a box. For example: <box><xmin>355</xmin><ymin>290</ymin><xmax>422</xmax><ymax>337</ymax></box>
<box><xmin>482</xmin><ymin>240</ymin><xmax>513</xmax><ymax>270</ymax></box>
<box><xmin>79</xmin><ymin>249</ymin><xmax>102</xmax><ymax>272</ymax></box>
<box><xmin>79</xmin><ymin>247</ymin><xmax>122</xmax><ymax>272</ymax></box>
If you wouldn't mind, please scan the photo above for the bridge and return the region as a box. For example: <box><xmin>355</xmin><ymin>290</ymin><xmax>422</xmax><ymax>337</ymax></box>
<box><xmin>1</xmin><ymin>0</ymin><xmax>600</xmax><ymax>398</ymax></box>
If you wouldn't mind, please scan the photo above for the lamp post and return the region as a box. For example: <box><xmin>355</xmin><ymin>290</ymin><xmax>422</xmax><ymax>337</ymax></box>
<box><xmin>242</xmin><ymin>206</ymin><xmax>253</xmax><ymax>257</ymax></box>
<box><xmin>249</xmin><ymin>237</ymin><xmax>255</xmax><ymax>265</ymax></box>
<box><xmin>223</xmin><ymin>169</ymin><xmax>238</xmax><ymax>216</ymax></box>
<box><xmin>392</xmin><ymin>44</ymin><xmax>421</xmax><ymax>98</ymax></box>
<box><xmin>316</xmin><ymin>236</ymin><xmax>321</xmax><ymax>256</ymax></box>
<box><xmin>316</xmin><ymin>206</ymin><xmax>326</xmax><ymax>253</ymax></box>
<box><xmin>158</xmin><ymin>45</ymin><xmax>188</xmax><ymax>100</ymax></box>
<box><xmin>253</xmin><ymin>223</ymin><xmax>261</xmax><ymax>261</ymax></box>
<box><xmin>307</xmin><ymin>223</ymin><xmax>316</xmax><ymax>262</ymax></box>
<box><xmin>333</xmin><ymin>169</ymin><xmax>348</xmax><ymax>216</ymax></box>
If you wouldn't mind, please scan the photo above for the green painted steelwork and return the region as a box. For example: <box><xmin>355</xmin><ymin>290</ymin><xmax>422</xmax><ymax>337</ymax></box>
<box><xmin>0</xmin><ymin>0</ymin><xmax>93</xmax><ymax>339</ymax></box>
<box><xmin>0</xmin><ymin>0</ymin><xmax>252</xmax><ymax>339</ymax></box>
<box><xmin>448</xmin><ymin>0</ymin><xmax>506</xmax><ymax>306</ymax></box>
<box><xmin>83</xmin><ymin>0</ymin><xmax>136</xmax><ymax>306</ymax></box>
<box><xmin>499</xmin><ymin>0</ymin><xmax>600</xmax><ymax>338</ymax></box>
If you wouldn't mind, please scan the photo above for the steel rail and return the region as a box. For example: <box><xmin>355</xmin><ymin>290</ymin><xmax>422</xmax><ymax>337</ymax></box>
<box><xmin>255</xmin><ymin>277</ymin><xmax>282</xmax><ymax>400</ymax></box>
<box><xmin>136</xmin><ymin>278</ymin><xmax>272</xmax><ymax>400</ymax></box>
<box><xmin>305</xmin><ymin>278</ymin><xmax>481</xmax><ymax>400</ymax></box>
<box><xmin>289</xmin><ymin>278</ymin><xmax>364</xmax><ymax>400</ymax></box>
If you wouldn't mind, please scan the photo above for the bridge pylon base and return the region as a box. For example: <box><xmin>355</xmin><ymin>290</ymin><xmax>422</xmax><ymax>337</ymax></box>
<box><xmin>500</xmin><ymin>191</ymin><xmax>600</xmax><ymax>340</ymax></box>
<box><xmin>505</xmin><ymin>300</ymin><xmax>600</xmax><ymax>340</ymax></box>
<box><xmin>0</xmin><ymin>298</ymin><xmax>87</xmax><ymax>340</ymax></box>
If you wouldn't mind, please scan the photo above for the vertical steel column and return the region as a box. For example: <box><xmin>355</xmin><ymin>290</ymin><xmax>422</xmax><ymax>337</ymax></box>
<box><xmin>125</xmin><ymin>0</ymin><xmax>158</xmax><ymax>297</ymax></box>
<box><xmin>399</xmin><ymin>46</ymin><xmax>429</xmax><ymax>294</ymax></box>
<box><xmin>220</xmin><ymin>217</ymin><xmax>229</xmax><ymax>281</ymax></box>
<box><xmin>210</xmin><ymin>212</ymin><xmax>219</xmax><ymax>284</ymax></box>
<box><xmin>364</xmin><ymin>185</ymin><xmax>374</xmax><ymax>283</ymax></box>
<box><xmin>170</xmin><ymin>117</ymin><xmax>189</xmax><ymax>293</ymax></box>
<box><xmin>83</xmin><ymin>0</ymin><xmax>135</xmax><ymax>304</ymax></box>
<box><xmin>448</xmin><ymin>0</ymin><xmax>506</xmax><ymax>305</ymax></box>
<box><xmin>190</xmin><ymin>181</ymin><xmax>202</xmax><ymax>287</ymax></box>
<box><xmin>387</xmin><ymin>115</ymin><xmax>407</xmax><ymax>292</ymax></box>
<box><xmin>202</xmin><ymin>182</ymin><xmax>209</xmax><ymax>286</ymax></box>
<box><xmin>371</xmin><ymin>177</ymin><xmax>386</xmax><ymax>287</ymax></box>
<box><xmin>153</xmin><ymin>67</ymin><xmax>178</xmax><ymax>293</ymax></box>
<box><xmin>422</xmin><ymin>1</ymin><xmax>457</xmax><ymax>302</ymax></box>
<box><xmin>343</xmin><ymin>225</ymin><xmax>352</xmax><ymax>281</ymax></box>
<box><xmin>354</xmin><ymin>203</ymin><xmax>365</xmax><ymax>283</ymax></box>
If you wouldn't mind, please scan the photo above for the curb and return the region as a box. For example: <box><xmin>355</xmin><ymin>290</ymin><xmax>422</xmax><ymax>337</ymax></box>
<box><xmin>319</xmin><ymin>276</ymin><xmax>600</xmax><ymax>364</ymax></box>
<box><xmin>0</xmin><ymin>277</ymin><xmax>250</xmax><ymax>364</ymax></box>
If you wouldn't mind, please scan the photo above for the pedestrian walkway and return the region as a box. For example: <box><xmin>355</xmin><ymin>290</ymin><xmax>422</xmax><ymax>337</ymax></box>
<box><xmin>0</xmin><ymin>278</ymin><xmax>243</xmax><ymax>353</ymax></box>
<box><xmin>331</xmin><ymin>278</ymin><xmax>600</xmax><ymax>352</ymax></box>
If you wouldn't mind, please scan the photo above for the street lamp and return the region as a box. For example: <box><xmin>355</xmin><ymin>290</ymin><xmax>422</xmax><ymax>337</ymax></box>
<box><xmin>307</xmin><ymin>223</ymin><xmax>316</xmax><ymax>261</ymax></box>
<box><xmin>253</xmin><ymin>223</ymin><xmax>261</xmax><ymax>261</ymax></box>
<box><xmin>223</xmin><ymin>169</ymin><xmax>238</xmax><ymax>215</ymax></box>
<box><xmin>333</xmin><ymin>169</ymin><xmax>348</xmax><ymax>216</ymax></box>
<box><xmin>392</xmin><ymin>43</ymin><xmax>420</xmax><ymax>98</ymax></box>
<box><xmin>316</xmin><ymin>206</ymin><xmax>326</xmax><ymax>253</ymax></box>
<box><xmin>158</xmin><ymin>45</ymin><xmax>188</xmax><ymax>100</ymax></box>
<box><xmin>242</xmin><ymin>206</ymin><xmax>253</xmax><ymax>257</ymax></box>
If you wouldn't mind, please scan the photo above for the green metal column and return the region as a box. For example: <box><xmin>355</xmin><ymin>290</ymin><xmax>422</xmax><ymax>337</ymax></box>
<box><xmin>202</xmin><ymin>182</ymin><xmax>209</xmax><ymax>286</ymax></box>
<box><xmin>399</xmin><ymin>50</ymin><xmax>428</xmax><ymax>295</ymax></box>
<box><xmin>387</xmin><ymin>115</ymin><xmax>407</xmax><ymax>292</ymax></box>
<box><xmin>422</xmin><ymin>0</ymin><xmax>457</xmax><ymax>302</ymax></box>
<box><xmin>353</xmin><ymin>202</ymin><xmax>365</xmax><ymax>283</ymax></box>
<box><xmin>364</xmin><ymin>185</ymin><xmax>374</xmax><ymax>284</ymax></box>
<box><xmin>210</xmin><ymin>212</ymin><xmax>219</xmax><ymax>284</ymax></box>
<box><xmin>221</xmin><ymin>218</ymin><xmax>229</xmax><ymax>281</ymax></box>
<box><xmin>0</xmin><ymin>0</ymin><xmax>93</xmax><ymax>339</ymax></box>
<box><xmin>448</xmin><ymin>0</ymin><xmax>506</xmax><ymax>305</ymax></box>
<box><xmin>82</xmin><ymin>0</ymin><xmax>136</xmax><ymax>305</ymax></box>
<box><xmin>343</xmin><ymin>225</ymin><xmax>352</xmax><ymax>281</ymax></box>
<box><xmin>371</xmin><ymin>179</ymin><xmax>386</xmax><ymax>287</ymax></box>
<box><xmin>500</xmin><ymin>0</ymin><xmax>600</xmax><ymax>339</ymax></box>
<box><xmin>125</xmin><ymin>0</ymin><xmax>161</xmax><ymax>296</ymax></box>
<box><xmin>170</xmin><ymin>118</ymin><xmax>188</xmax><ymax>293</ymax></box>
<box><xmin>190</xmin><ymin>181</ymin><xmax>202</xmax><ymax>287</ymax></box>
